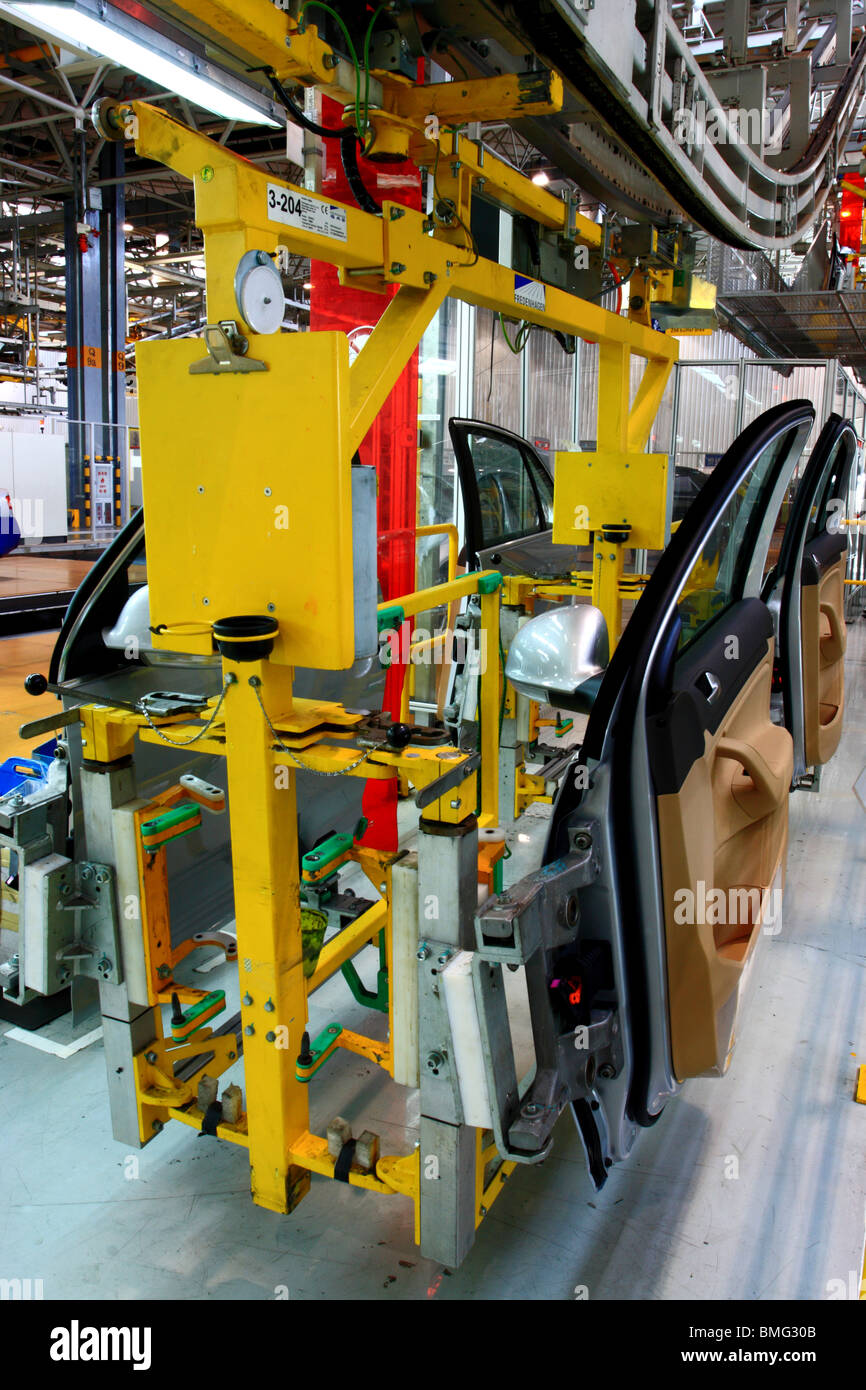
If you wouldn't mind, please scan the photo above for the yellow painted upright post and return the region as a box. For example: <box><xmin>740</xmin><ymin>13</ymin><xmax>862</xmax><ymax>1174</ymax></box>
<box><xmin>592</xmin><ymin>539</ymin><xmax>626</xmax><ymax>648</ymax></box>
<box><xmin>221</xmin><ymin>658</ymin><xmax>311</xmax><ymax>1214</ymax></box>
<box><xmin>479</xmin><ymin>584</ymin><xmax>501</xmax><ymax>827</ymax></box>
<box><xmin>593</xmin><ymin>342</ymin><xmax>631</xmax><ymax>647</ymax></box>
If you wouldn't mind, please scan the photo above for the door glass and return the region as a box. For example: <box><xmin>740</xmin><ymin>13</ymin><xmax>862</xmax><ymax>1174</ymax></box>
<box><xmin>525</xmin><ymin>452</ymin><xmax>554</xmax><ymax>525</ymax></box>
<box><xmin>466</xmin><ymin>431</ymin><xmax>542</xmax><ymax>546</ymax></box>
<box><xmin>808</xmin><ymin>435</ymin><xmax>853</xmax><ymax>541</ymax></box>
<box><xmin>676</xmin><ymin>429</ymin><xmax>799</xmax><ymax>650</ymax></box>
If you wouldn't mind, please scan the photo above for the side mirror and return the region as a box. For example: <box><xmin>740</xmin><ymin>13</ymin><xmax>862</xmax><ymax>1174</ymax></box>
<box><xmin>505</xmin><ymin>604</ymin><xmax>609</xmax><ymax>713</ymax></box>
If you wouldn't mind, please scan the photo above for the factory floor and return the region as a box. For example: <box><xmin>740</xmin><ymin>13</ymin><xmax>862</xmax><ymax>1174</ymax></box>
<box><xmin>1</xmin><ymin>626</ymin><xmax>866</xmax><ymax>1301</ymax></box>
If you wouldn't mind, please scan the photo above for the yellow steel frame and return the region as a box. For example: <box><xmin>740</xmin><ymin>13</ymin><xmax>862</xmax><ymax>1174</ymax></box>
<box><xmin>87</xmin><ymin>79</ymin><xmax>677</xmax><ymax>1253</ymax></box>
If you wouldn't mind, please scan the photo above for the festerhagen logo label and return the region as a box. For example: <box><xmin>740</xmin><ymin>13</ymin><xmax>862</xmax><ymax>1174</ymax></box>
<box><xmin>49</xmin><ymin>1321</ymin><xmax>152</xmax><ymax>1371</ymax></box>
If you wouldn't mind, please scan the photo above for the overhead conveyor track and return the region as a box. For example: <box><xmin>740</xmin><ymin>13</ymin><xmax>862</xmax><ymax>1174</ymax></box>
<box><xmin>431</xmin><ymin>0</ymin><xmax>866</xmax><ymax>250</ymax></box>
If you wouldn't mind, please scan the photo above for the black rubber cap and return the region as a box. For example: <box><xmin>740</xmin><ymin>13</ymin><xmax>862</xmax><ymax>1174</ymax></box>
<box><xmin>24</xmin><ymin>672</ymin><xmax>48</xmax><ymax>696</ymax></box>
<box><xmin>213</xmin><ymin>615</ymin><xmax>278</xmax><ymax>662</ymax></box>
<box><xmin>386</xmin><ymin>722</ymin><xmax>413</xmax><ymax>750</ymax></box>
<box><xmin>297</xmin><ymin>1030</ymin><xmax>313</xmax><ymax>1068</ymax></box>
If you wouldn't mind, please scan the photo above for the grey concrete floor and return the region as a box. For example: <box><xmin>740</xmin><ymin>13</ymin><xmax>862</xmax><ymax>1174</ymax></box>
<box><xmin>2</xmin><ymin>627</ymin><xmax>866</xmax><ymax>1301</ymax></box>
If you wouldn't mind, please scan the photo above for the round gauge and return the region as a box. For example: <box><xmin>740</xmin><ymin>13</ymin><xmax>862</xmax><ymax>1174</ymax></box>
<box><xmin>234</xmin><ymin>250</ymin><xmax>285</xmax><ymax>335</ymax></box>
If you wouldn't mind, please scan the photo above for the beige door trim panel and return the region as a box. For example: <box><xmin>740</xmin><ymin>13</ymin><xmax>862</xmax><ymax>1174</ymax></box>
<box><xmin>657</xmin><ymin>640</ymin><xmax>793</xmax><ymax>1081</ymax></box>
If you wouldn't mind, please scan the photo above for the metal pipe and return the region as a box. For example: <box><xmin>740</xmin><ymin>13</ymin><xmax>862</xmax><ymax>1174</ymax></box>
<box><xmin>0</xmin><ymin>70</ymin><xmax>83</xmax><ymax>117</ymax></box>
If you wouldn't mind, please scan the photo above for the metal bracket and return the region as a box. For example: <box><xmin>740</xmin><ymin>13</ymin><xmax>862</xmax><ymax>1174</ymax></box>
<box><xmin>417</xmin><ymin>942</ymin><xmax>465</xmax><ymax>1126</ymax></box>
<box><xmin>415</xmin><ymin>751</ymin><xmax>481</xmax><ymax>810</ymax></box>
<box><xmin>189</xmin><ymin>322</ymin><xmax>267</xmax><ymax>375</ymax></box>
<box><xmin>54</xmin><ymin>861</ymin><xmax>123</xmax><ymax>985</ymax></box>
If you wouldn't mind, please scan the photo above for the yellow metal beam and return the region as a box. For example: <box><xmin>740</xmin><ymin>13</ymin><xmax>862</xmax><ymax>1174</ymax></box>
<box><xmin>160</xmin><ymin>0</ymin><xmax>341</xmax><ymax>88</ymax></box>
<box><xmin>306</xmin><ymin>900</ymin><xmax>387</xmax><ymax>993</ymax></box>
<box><xmin>388</xmin><ymin>70</ymin><xmax>563</xmax><ymax>129</ymax></box>
<box><xmin>348</xmin><ymin>280</ymin><xmax>449</xmax><ymax>454</ymax></box>
<box><xmin>221</xmin><ymin>658</ymin><xmax>311</xmax><ymax>1215</ymax></box>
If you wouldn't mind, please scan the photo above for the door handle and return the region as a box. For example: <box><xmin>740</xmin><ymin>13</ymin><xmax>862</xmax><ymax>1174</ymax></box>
<box><xmin>819</xmin><ymin>601</ymin><xmax>847</xmax><ymax>661</ymax></box>
<box><xmin>716</xmin><ymin>736</ymin><xmax>785</xmax><ymax>814</ymax></box>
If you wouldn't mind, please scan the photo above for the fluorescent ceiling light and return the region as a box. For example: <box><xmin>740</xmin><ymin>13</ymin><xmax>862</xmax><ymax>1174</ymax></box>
<box><xmin>5</xmin><ymin>2</ymin><xmax>281</xmax><ymax>127</ymax></box>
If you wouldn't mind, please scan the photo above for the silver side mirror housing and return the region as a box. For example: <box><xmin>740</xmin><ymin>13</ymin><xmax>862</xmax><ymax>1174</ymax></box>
<box><xmin>505</xmin><ymin>604</ymin><xmax>609</xmax><ymax>713</ymax></box>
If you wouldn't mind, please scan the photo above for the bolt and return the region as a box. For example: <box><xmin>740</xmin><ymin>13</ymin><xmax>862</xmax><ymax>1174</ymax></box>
<box><xmin>228</xmin><ymin>1051</ymin><xmax>236</xmax><ymax>1061</ymax></box>
<box><xmin>390</xmin><ymin>261</ymin><xmax>406</xmax><ymax>275</ymax></box>
<box><xmin>244</xmin><ymin>1024</ymin><xmax>255</xmax><ymax>1037</ymax></box>
<box><xmin>264</xmin><ymin>998</ymin><xmax>275</xmax><ymax>1012</ymax></box>
<box><xmin>521</xmin><ymin>1102</ymin><xmax>541</xmax><ymax>1118</ymax></box>
<box><xmin>145</xmin><ymin>1051</ymin><xmax>157</xmax><ymax>1064</ymax></box>
<box><xmin>200</xmin><ymin>165</ymin><xmax>214</xmax><ymax>182</ymax></box>
<box><xmin>323</xmin><ymin>51</ymin><xmax>338</xmax><ymax>68</ymax></box>
<box><xmin>152</xmin><ymin>1120</ymin><xmax>163</xmax><ymax>1133</ymax></box>
<box><xmin>449</xmin><ymin>798</ymin><xmax>460</xmax><ymax>809</ymax></box>
<box><xmin>450</xmin><ymin>160</ymin><xmax>462</xmax><ymax>173</ymax></box>
<box><xmin>60</xmin><ymin>884</ymin><xmax>72</xmax><ymax>897</ymax></box>
<box><xmin>423</xmin><ymin>271</ymin><xmax>437</xmax><ymax>286</ymax></box>
<box><xmin>266</xmin><ymin>1031</ymin><xmax>276</xmax><ymax>1042</ymax></box>
<box><xmin>598</xmin><ymin>1063</ymin><xmax>616</xmax><ymax>1079</ymax></box>
<box><xmin>437</xmin><ymin>950</ymin><xmax>451</xmax><ymax>965</ymax></box>
<box><xmin>157</xmin><ymin>964</ymin><xmax>171</xmax><ymax>979</ymax></box>
<box><xmin>202</xmin><ymin>597</ymin><xmax>210</xmax><ymax>606</ymax></box>
<box><xmin>242</xmin><ymin>992</ymin><xmax>253</xmax><ymax>1006</ymax></box>
<box><xmin>267</xmin><ymin>603</ymin><xmax>276</xmax><ymax>613</ymax></box>
<box><xmin>426</xmin><ymin>1050</ymin><xmax>445</xmax><ymax>1070</ymax></box>
<box><xmin>416</xmin><ymin>944</ymin><xmax>431</xmax><ymax>961</ymax></box>
<box><xmin>197</xmin><ymin>485</ymin><xmax>204</xmax><ymax>494</ymax></box>
<box><xmin>573</xmin><ymin>830</ymin><xmax>593</xmax><ymax>853</ymax></box>
<box><xmin>480</xmin><ymin>1205</ymin><xmax>488</xmax><ymax>1216</ymax></box>
<box><xmin>389</xmin><ymin>206</ymin><xmax>405</xmax><ymax>220</ymax></box>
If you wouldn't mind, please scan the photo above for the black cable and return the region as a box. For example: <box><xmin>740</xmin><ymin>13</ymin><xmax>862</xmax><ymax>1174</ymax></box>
<box><xmin>339</xmin><ymin>132</ymin><xmax>381</xmax><ymax>215</ymax></box>
<box><xmin>255</xmin><ymin>66</ymin><xmax>381</xmax><ymax>216</ymax></box>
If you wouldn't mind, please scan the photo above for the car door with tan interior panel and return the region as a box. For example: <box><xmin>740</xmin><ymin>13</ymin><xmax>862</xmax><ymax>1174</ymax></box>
<box><xmin>546</xmin><ymin>401</ymin><xmax>817</xmax><ymax>1143</ymax></box>
<box><xmin>774</xmin><ymin>415</ymin><xmax>856</xmax><ymax>779</ymax></box>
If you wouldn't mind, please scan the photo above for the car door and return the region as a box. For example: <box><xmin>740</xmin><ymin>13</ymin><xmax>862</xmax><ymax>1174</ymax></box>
<box><xmin>544</xmin><ymin>401</ymin><xmax>819</xmax><ymax>1166</ymax></box>
<box><xmin>770</xmin><ymin>414</ymin><xmax>856</xmax><ymax>778</ymax></box>
<box><xmin>449</xmin><ymin>417</ymin><xmax>584</xmax><ymax>577</ymax></box>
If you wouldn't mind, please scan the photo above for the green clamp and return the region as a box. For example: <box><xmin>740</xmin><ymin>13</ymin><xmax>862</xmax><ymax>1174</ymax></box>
<box><xmin>170</xmin><ymin>989</ymin><xmax>225</xmax><ymax>1042</ymax></box>
<box><xmin>301</xmin><ymin>817</ymin><xmax>367</xmax><ymax>881</ymax></box>
<box><xmin>141</xmin><ymin>800</ymin><xmax>202</xmax><ymax>852</ymax></box>
<box><xmin>295</xmin><ymin>1023</ymin><xmax>342</xmax><ymax>1082</ymax></box>
<box><xmin>477</xmin><ymin>571</ymin><xmax>503</xmax><ymax>594</ymax></box>
<box><xmin>377</xmin><ymin>604</ymin><xmax>405</xmax><ymax>633</ymax></box>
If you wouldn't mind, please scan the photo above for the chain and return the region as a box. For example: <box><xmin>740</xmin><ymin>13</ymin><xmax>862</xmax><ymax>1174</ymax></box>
<box><xmin>137</xmin><ymin>676</ymin><xmax>234</xmax><ymax>747</ymax></box>
<box><xmin>249</xmin><ymin>678</ymin><xmax>370</xmax><ymax>777</ymax></box>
